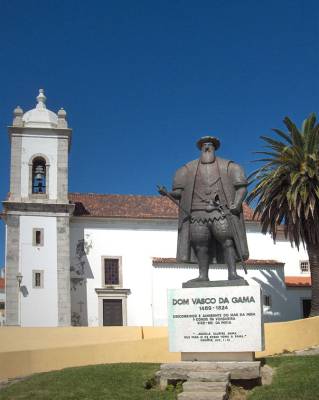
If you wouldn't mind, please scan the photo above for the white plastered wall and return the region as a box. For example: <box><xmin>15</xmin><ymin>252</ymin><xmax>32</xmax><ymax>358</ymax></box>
<box><xmin>19</xmin><ymin>216</ymin><xmax>58</xmax><ymax>326</ymax></box>
<box><xmin>70</xmin><ymin>218</ymin><xmax>311</xmax><ymax>327</ymax></box>
<box><xmin>20</xmin><ymin>133</ymin><xmax>58</xmax><ymax>200</ymax></box>
<box><xmin>70</xmin><ymin>219</ymin><xmax>178</xmax><ymax>326</ymax></box>
<box><xmin>246</xmin><ymin>222</ymin><xmax>309</xmax><ymax>277</ymax></box>
<box><xmin>151</xmin><ymin>264</ymin><xmax>305</xmax><ymax>325</ymax></box>
<box><xmin>285</xmin><ymin>287</ymin><xmax>312</xmax><ymax>320</ymax></box>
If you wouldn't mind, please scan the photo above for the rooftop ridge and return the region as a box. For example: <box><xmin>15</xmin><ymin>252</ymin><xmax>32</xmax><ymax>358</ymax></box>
<box><xmin>69</xmin><ymin>192</ymin><xmax>163</xmax><ymax>198</ymax></box>
<box><xmin>152</xmin><ymin>257</ymin><xmax>284</xmax><ymax>266</ymax></box>
<box><xmin>285</xmin><ymin>276</ymin><xmax>312</xmax><ymax>287</ymax></box>
<box><xmin>68</xmin><ymin>192</ymin><xmax>256</xmax><ymax>221</ymax></box>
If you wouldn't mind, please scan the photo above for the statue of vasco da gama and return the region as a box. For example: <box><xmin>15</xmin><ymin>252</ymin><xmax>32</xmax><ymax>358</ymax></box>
<box><xmin>158</xmin><ymin>136</ymin><xmax>249</xmax><ymax>285</ymax></box>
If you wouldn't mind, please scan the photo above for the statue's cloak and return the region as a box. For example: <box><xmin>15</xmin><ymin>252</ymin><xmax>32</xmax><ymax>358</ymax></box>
<box><xmin>173</xmin><ymin>157</ymin><xmax>249</xmax><ymax>264</ymax></box>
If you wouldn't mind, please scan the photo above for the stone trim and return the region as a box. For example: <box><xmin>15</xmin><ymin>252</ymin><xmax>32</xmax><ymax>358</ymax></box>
<box><xmin>57</xmin><ymin>216</ymin><xmax>71</xmax><ymax>326</ymax></box>
<box><xmin>5</xmin><ymin>215</ymin><xmax>20</xmax><ymax>325</ymax></box>
<box><xmin>95</xmin><ymin>288</ymin><xmax>131</xmax><ymax>326</ymax></box>
<box><xmin>29</xmin><ymin>194</ymin><xmax>49</xmax><ymax>200</ymax></box>
<box><xmin>57</xmin><ymin>138</ymin><xmax>69</xmax><ymax>202</ymax></box>
<box><xmin>8</xmin><ymin>126</ymin><xmax>72</xmax><ymax>146</ymax></box>
<box><xmin>95</xmin><ymin>288</ymin><xmax>131</xmax><ymax>295</ymax></box>
<box><xmin>3</xmin><ymin>201</ymin><xmax>75</xmax><ymax>215</ymax></box>
<box><xmin>9</xmin><ymin>135</ymin><xmax>22</xmax><ymax>201</ymax></box>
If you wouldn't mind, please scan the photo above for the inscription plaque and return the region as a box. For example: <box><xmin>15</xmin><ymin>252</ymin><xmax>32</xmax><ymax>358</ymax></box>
<box><xmin>168</xmin><ymin>284</ymin><xmax>264</xmax><ymax>352</ymax></box>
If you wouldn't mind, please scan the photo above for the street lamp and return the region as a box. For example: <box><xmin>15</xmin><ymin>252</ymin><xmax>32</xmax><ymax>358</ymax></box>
<box><xmin>16</xmin><ymin>272</ymin><xmax>23</xmax><ymax>326</ymax></box>
<box><xmin>16</xmin><ymin>272</ymin><xmax>23</xmax><ymax>287</ymax></box>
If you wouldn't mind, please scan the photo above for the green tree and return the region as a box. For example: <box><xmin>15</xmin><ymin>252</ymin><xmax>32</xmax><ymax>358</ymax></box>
<box><xmin>247</xmin><ymin>113</ymin><xmax>319</xmax><ymax>316</ymax></box>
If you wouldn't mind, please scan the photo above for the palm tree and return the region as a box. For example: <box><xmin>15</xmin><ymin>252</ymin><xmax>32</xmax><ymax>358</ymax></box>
<box><xmin>247</xmin><ymin>113</ymin><xmax>319</xmax><ymax>316</ymax></box>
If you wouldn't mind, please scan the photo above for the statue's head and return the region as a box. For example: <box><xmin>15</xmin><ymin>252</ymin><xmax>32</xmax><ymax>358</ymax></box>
<box><xmin>196</xmin><ymin>136</ymin><xmax>220</xmax><ymax>151</ymax></box>
<box><xmin>196</xmin><ymin>136</ymin><xmax>220</xmax><ymax>163</ymax></box>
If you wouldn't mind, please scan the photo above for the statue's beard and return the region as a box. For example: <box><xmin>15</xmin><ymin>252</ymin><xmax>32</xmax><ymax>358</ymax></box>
<box><xmin>200</xmin><ymin>151</ymin><xmax>215</xmax><ymax>164</ymax></box>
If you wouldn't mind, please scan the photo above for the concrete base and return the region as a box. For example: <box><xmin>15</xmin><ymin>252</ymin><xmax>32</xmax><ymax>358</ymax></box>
<box><xmin>181</xmin><ymin>352</ymin><xmax>254</xmax><ymax>362</ymax></box>
<box><xmin>159</xmin><ymin>361</ymin><xmax>261</xmax><ymax>390</ymax></box>
<box><xmin>178</xmin><ymin>393</ymin><xmax>227</xmax><ymax>400</ymax></box>
<box><xmin>182</xmin><ymin>279</ymin><xmax>248</xmax><ymax>288</ymax></box>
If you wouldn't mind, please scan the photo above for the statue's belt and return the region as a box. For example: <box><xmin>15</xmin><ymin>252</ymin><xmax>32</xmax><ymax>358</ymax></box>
<box><xmin>191</xmin><ymin>204</ymin><xmax>223</xmax><ymax>212</ymax></box>
<box><xmin>190</xmin><ymin>214</ymin><xmax>225</xmax><ymax>224</ymax></box>
<box><xmin>191</xmin><ymin>187</ymin><xmax>227</xmax><ymax>212</ymax></box>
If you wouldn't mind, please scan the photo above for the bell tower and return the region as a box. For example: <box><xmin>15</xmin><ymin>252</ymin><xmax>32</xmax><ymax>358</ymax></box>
<box><xmin>3</xmin><ymin>90</ymin><xmax>74</xmax><ymax>326</ymax></box>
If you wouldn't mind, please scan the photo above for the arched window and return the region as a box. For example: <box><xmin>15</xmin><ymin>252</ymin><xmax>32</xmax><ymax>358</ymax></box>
<box><xmin>32</xmin><ymin>157</ymin><xmax>46</xmax><ymax>194</ymax></box>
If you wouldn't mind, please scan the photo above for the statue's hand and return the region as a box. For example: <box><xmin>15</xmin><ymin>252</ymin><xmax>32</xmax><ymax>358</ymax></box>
<box><xmin>229</xmin><ymin>202</ymin><xmax>241</xmax><ymax>215</ymax></box>
<box><xmin>157</xmin><ymin>185</ymin><xmax>167</xmax><ymax>196</ymax></box>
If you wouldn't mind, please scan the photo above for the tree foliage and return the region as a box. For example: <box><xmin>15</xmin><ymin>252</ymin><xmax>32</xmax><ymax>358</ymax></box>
<box><xmin>247</xmin><ymin>113</ymin><xmax>319</xmax><ymax>249</ymax></box>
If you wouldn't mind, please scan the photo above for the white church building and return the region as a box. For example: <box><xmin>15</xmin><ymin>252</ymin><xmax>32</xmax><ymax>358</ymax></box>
<box><xmin>1</xmin><ymin>90</ymin><xmax>312</xmax><ymax>327</ymax></box>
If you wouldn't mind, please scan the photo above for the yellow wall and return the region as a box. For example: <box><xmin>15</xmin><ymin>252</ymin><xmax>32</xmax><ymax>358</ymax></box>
<box><xmin>256</xmin><ymin>316</ymin><xmax>319</xmax><ymax>357</ymax></box>
<box><xmin>0</xmin><ymin>326</ymin><xmax>143</xmax><ymax>352</ymax></box>
<box><xmin>0</xmin><ymin>318</ymin><xmax>318</xmax><ymax>381</ymax></box>
<box><xmin>0</xmin><ymin>338</ymin><xmax>180</xmax><ymax>381</ymax></box>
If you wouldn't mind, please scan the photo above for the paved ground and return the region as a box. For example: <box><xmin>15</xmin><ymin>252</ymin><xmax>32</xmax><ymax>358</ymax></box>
<box><xmin>293</xmin><ymin>346</ymin><xmax>319</xmax><ymax>356</ymax></box>
<box><xmin>282</xmin><ymin>345</ymin><xmax>319</xmax><ymax>357</ymax></box>
<box><xmin>0</xmin><ymin>376</ymin><xmax>30</xmax><ymax>391</ymax></box>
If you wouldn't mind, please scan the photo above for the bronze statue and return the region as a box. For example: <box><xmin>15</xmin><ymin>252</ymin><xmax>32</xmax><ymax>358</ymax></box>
<box><xmin>158</xmin><ymin>136</ymin><xmax>249</xmax><ymax>287</ymax></box>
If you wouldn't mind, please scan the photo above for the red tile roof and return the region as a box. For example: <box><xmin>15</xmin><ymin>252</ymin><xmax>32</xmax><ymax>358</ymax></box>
<box><xmin>69</xmin><ymin>193</ymin><xmax>255</xmax><ymax>221</ymax></box>
<box><xmin>0</xmin><ymin>278</ymin><xmax>4</xmax><ymax>290</ymax></box>
<box><xmin>285</xmin><ymin>276</ymin><xmax>311</xmax><ymax>287</ymax></box>
<box><xmin>152</xmin><ymin>258</ymin><xmax>284</xmax><ymax>266</ymax></box>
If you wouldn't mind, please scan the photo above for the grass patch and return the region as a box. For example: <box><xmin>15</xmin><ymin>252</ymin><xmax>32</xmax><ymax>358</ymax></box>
<box><xmin>2</xmin><ymin>355</ymin><xmax>319</xmax><ymax>400</ymax></box>
<box><xmin>248</xmin><ymin>355</ymin><xmax>319</xmax><ymax>400</ymax></box>
<box><xmin>0</xmin><ymin>363</ymin><xmax>176</xmax><ymax>400</ymax></box>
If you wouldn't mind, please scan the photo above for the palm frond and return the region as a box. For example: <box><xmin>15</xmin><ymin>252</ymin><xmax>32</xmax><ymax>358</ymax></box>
<box><xmin>283</xmin><ymin>117</ymin><xmax>304</xmax><ymax>148</ymax></box>
<box><xmin>260</xmin><ymin>135</ymin><xmax>286</xmax><ymax>151</ymax></box>
<box><xmin>272</xmin><ymin>128</ymin><xmax>293</xmax><ymax>145</ymax></box>
<box><xmin>248</xmin><ymin>114</ymin><xmax>319</xmax><ymax>248</ymax></box>
<box><xmin>302</xmin><ymin>113</ymin><xmax>316</xmax><ymax>136</ymax></box>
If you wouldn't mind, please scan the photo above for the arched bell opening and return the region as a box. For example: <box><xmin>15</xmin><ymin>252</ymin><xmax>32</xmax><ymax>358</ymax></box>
<box><xmin>32</xmin><ymin>157</ymin><xmax>47</xmax><ymax>194</ymax></box>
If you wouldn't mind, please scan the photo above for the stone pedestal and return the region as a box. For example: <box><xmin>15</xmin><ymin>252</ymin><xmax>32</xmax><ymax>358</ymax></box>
<box><xmin>159</xmin><ymin>361</ymin><xmax>261</xmax><ymax>400</ymax></box>
<box><xmin>161</xmin><ymin>282</ymin><xmax>264</xmax><ymax>397</ymax></box>
<box><xmin>181</xmin><ymin>352</ymin><xmax>254</xmax><ymax>362</ymax></box>
<box><xmin>160</xmin><ymin>361</ymin><xmax>261</xmax><ymax>382</ymax></box>
<box><xmin>167</xmin><ymin>282</ymin><xmax>264</xmax><ymax>357</ymax></box>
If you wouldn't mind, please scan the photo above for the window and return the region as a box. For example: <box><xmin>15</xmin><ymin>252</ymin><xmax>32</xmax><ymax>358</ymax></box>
<box><xmin>263</xmin><ymin>295</ymin><xmax>272</xmax><ymax>307</ymax></box>
<box><xmin>36</xmin><ymin>231</ymin><xmax>41</xmax><ymax>245</ymax></box>
<box><xmin>104</xmin><ymin>259</ymin><xmax>119</xmax><ymax>285</ymax></box>
<box><xmin>35</xmin><ymin>273</ymin><xmax>41</xmax><ymax>287</ymax></box>
<box><xmin>32</xmin><ymin>157</ymin><xmax>46</xmax><ymax>194</ymax></box>
<box><xmin>0</xmin><ymin>302</ymin><xmax>4</xmax><ymax>310</ymax></box>
<box><xmin>33</xmin><ymin>228</ymin><xmax>44</xmax><ymax>246</ymax></box>
<box><xmin>32</xmin><ymin>270</ymin><xmax>44</xmax><ymax>288</ymax></box>
<box><xmin>300</xmin><ymin>260</ymin><xmax>310</xmax><ymax>274</ymax></box>
<box><xmin>102</xmin><ymin>257</ymin><xmax>122</xmax><ymax>287</ymax></box>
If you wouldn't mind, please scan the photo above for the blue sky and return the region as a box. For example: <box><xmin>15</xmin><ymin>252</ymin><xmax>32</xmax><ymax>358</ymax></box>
<box><xmin>0</xmin><ymin>0</ymin><xmax>318</xmax><ymax>267</ymax></box>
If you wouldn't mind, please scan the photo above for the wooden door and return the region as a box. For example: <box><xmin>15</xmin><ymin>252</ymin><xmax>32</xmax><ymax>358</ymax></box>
<box><xmin>302</xmin><ymin>299</ymin><xmax>311</xmax><ymax>318</ymax></box>
<box><xmin>103</xmin><ymin>299</ymin><xmax>123</xmax><ymax>326</ymax></box>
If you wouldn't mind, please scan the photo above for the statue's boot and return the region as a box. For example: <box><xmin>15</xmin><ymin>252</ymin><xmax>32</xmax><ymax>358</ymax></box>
<box><xmin>187</xmin><ymin>277</ymin><xmax>208</xmax><ymax>283</ymax></box>
<box><xmin>187</xmin><ymin>248</ymin><xmax>210</xmax><ymax>282</ymax></box>
<box><xmin>224</xmin><ymin>240</ymin><xmax>243</xmax><ymax>280</ymax></box>
<box><xmin>228</xmin><ymin>264</ymin><xmax>243</xmax><ymax>281</ymax></box>
<box><xmin>187</xmin><ymin>267</ymin><xmax>209</xmax><ymax>283</ymax></box>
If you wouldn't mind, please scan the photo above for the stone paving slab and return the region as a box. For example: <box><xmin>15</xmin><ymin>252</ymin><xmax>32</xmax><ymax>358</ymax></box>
<box><xmin>291</xmin><ymin>346</ymin><xmax>319</xmax><ymax>356</ymax></box>
<box><xmin>188</xmin><ymin>371</ymin><xmax>230</xmax><ymax>382</ymax></box>
<box><xmin>160</xmin><ymin>361</ymin><xmax>261</xmax><ymax>380</ymax></box>
<box><xmin>183</xmin><ymin>381</ymin><xmax>229</xmax><ymax>392</ymax></box>
<box><xmin>178</xmin><ymin>391</ymin><xmax>227</xmax><ymax>400</ymax></box>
